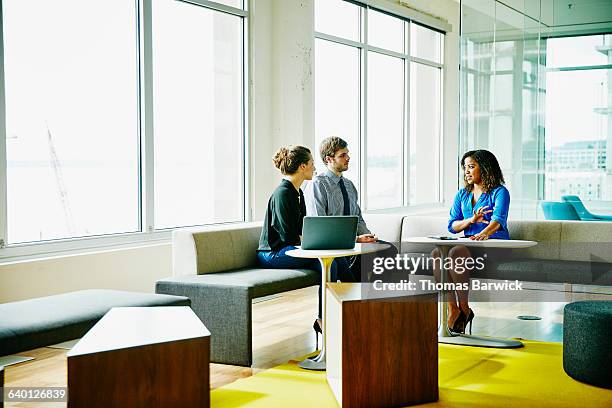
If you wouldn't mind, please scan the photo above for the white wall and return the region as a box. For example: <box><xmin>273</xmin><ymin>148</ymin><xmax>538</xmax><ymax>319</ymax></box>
<box><xmin>0</xmin><ymin>0</ymin><xmax>460</xmax><ymax>303</ymax></box>
<box><xmin>0</xmin><ymin>244</ymin><xmax>171</xmax><ymax>303</ymax></box>
<box><xmin>249</xmin><ymin>0</ymin><xmax>276</xmax><ymax>221</ymax></box>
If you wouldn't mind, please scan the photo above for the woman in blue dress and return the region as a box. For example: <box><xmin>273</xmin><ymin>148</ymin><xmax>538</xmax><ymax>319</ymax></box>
<box><xmin>433</xmin><ymin>150</ymin><xmax>510</xmax><ymax>334</ymax></box>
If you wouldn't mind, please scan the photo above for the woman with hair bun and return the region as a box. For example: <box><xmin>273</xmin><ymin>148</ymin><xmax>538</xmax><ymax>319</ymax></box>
<box><xmin>257</xmin><ymin>145</ymin><xmax>348</xmax><ymax>347</ymax></box>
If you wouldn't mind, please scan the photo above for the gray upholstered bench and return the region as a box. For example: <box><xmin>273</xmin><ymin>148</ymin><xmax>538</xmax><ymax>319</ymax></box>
<box><xmin>0</xmin><ymin>289</ymin><xmax>190</xmax><ymax>357</ymax></box>
<box><xmin>563</xmin><ymin>300</ymin><xmax>612</xmax><ymax>389</ymax></box>
<box><xmin>155</xmin><ymin>215</ymin><xmax>405</xmax><ymax>367</ymax></box>
<box><xmin>155</xmin><ymin>223</ymin><xmax>319</xmax><ymax>366</ymax></box>
<box><xmin>157</xmin><ymin>268</ymin><xmax>318</xmax><ymax>366</ymax></box>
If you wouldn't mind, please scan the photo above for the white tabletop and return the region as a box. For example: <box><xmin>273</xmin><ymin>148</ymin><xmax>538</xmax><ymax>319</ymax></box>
<box><xmin>286</xmin><ymin>242</ymin><xmax>390</xmax><ymax>259</ymax></box>
<box><xmin>403</xmin><ymin>236</ymin><xmax>537</xmax><ymax>249</ymax></box>
<box><xmin>68</xmin><ymin>307</ymin><xmax>209</xmax><ymax>357</ymax></box>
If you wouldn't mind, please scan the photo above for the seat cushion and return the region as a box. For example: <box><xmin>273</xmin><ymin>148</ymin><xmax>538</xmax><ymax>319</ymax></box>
<box><xmin>0</xmin><ymin>289</ymin><xmax>190</xmax><ymax>356</ymax></box>
<box><xmin>156</xmin><ymin>268</ymin><xmax>319</xmax><ymax>299</ymax></box>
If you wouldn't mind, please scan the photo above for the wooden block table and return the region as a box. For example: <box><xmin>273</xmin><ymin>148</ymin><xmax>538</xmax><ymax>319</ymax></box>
<box><xmin>326</xmin><ymin>283</ymin><xmax>438</xmax><ymax>408</ymax></box>
<box><xmin>67</xmin><ymin>306</ymin><xmax>210</xmax><ymax>408</ymax></box>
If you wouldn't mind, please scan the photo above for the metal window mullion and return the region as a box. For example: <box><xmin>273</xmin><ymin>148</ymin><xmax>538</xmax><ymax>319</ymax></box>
<box><xmin>404</xmin><ymin>20</ymin><xmax>410</xmax><ymax>206</ymax></box>
<box><xmin>0</xmin><ymin>1</ymin><xmax>6</xmax><ymax>247</ymax></box>
<box><xmin>243</xmin><ymin>13</ymin><xmax>250</xmax><ymax>221</ymax></box>
<box><xmin>367</xmin><ymin>44</ymin><xmax>408</xmax><ymax>60</ymax></box>
<box><xmin>360</xmin><ymin>6</ymin><xmax>368</xmax><ymax>210</ymax></box>
<box><xmin>139</xmin><ymin>0</ymin><xmax>155</xmax><ymax>232</ymax></box>
<box><xmin>438</xmin><ymin>64</ymin><xmax>444</xmax><ymax>203</ymax></box>
<box><xmin>547</xmin><ymin>64</ymin><xmax>612</xmax><ymax>72</ymax></box>
<box><xmin>176</xmin><ymin>0</ymin><xmax>248</xmax><ymax>17</ymax></box>
<box><xmin>408</xmin><ymin>56</ymin><xmax>443</xmax><ymax>69</ymax></box>
<box><xmin>314</xmin><ymin>31</ymin><xmax>364</xmax><ymax>49</ymax></box>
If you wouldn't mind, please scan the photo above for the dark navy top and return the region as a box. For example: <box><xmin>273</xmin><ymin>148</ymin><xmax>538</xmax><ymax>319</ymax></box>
<box><xmin>447</xmin><ymin>185</ymin><xmax>510</xmax><ymax>240</ymax></box>
<box><xmin>258</xmin><ymin>179</ymin><xmax>306</xmax><ymax>252</ymax></box>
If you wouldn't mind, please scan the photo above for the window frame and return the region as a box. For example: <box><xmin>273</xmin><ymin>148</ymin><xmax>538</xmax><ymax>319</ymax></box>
<box><xmin>0</xmin><ymin>0</ymin><xmax>249</xmax><ymax>260</ymax></box>
<box><xmin>314</xmin><ymin>1</ymin><xmax>445</xmax><ymax>211</ymax></box>
<box><xmin>543</xmin><ymin>34</ymin><xmax>612</xmax><ymax>202</ymax></box>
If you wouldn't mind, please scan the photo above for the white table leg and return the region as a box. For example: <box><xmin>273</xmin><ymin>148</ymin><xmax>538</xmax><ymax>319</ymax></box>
<box><xmin>298</xmin><ymin>257</ymin><xmax>333</xmax><ymax>370</ymax></box>
<box><xmin>437</xmin><ymin>244</ymin><xmax>523</xmax><ymax>348</ymax></box>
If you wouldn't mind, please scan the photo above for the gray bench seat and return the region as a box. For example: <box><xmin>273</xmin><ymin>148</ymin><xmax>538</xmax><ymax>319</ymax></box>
<box><xmin>156</xmin><ymin>267</ymin><xmax>318</xmax><ymax>366</ymax></box>
<box><xmin>0</xmin><ymin>289</ymin><xmax>190</xmax><ymax>356</ymax></box>
<box><xmin>155</xmin><ymin>216</ymin><xmax>404</xmax><ymax>367</ymax></box>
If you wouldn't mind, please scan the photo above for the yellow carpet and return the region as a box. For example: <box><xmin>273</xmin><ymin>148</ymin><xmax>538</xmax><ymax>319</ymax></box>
<box><xmin>211</xmin><ymin>341</ymin><xmax>612</xmax><ymax>408</ymax></box>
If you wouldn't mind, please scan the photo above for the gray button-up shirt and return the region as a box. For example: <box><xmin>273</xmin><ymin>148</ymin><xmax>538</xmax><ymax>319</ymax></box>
<box><xmin>303</xmin><ymin>170</ymin><xmax>371</xmax><ymax>235</ymax></box>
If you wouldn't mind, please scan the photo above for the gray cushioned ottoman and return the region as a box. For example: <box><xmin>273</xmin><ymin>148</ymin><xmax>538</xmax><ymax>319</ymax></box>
<box><xmin>563</xmin><ymin>300</ymin><xmax>612</xmax><ymax>389</ymax></box>
<box><xmin>0</xmin><ymin>289</ymin><xmax>190</xmax><ymax>356</ymax></box>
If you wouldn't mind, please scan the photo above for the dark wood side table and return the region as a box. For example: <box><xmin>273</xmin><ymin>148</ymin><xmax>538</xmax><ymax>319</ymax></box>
<box><xmin>326</xmin><ymin>283</ymin><xmax>438</xmax><ymax>408</ymax></box>
<box><xmin>67</xmin><ymin>306</ymin><xmax>210</xmax><ymax>408</ymax></box>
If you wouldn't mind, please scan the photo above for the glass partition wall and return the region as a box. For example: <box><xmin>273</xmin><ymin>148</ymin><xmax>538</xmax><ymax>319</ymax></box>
<box><xmin>460</xmin><ymin>0</ymin><xmax>612</xmax><ymax>220</ymax></box>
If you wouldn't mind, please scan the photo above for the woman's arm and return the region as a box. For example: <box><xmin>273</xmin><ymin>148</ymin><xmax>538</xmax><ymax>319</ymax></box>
<box><xmin>470</xmin><ymin>187</ymin><xmax>510</xmax><ymax>240</ymax></box>
<box><xmin>271</xmin><ymin>189</ymin><xmax>301</xmax><ymax>245</ymax></box>
<box><xmin>451</xmin><ymin>205</ymin><xmax>493</xmax><ymax>233</ymax></box>
<box><xmin>451</xmin><ymin>218</ymin><xmax>473</xmax><ymax>233</ymax></box>
<box><xmin>470</xmin><ymin>220</ymin><xmax>501</xmax><ymax>240</ymax></box>
<box><xmin>448</xmin><ymin>189</ymin><xmax>494</xmax><ymax>233</ymax></box>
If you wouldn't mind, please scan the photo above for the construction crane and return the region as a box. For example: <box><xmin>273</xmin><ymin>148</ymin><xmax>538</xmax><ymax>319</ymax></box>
<box><xmin>47</xmin><ymin>126</ymin><xmax>76</xmax><ymax>235</ymax></box>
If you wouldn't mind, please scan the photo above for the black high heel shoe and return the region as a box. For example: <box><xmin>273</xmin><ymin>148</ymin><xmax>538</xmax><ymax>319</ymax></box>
<box><xmin>313</xmin><ymin>319</ymin><xmax>322</xmax><ymax>349</ymax></box>
<box><xmin>449</xmin><ymin>310</ymin><xmax>466</xmax><ymax>334</ymax></box>
<box><xmin>464</xmin><ymin>309</ymin><xmax>475</xmax><ymax>335</ymax></box>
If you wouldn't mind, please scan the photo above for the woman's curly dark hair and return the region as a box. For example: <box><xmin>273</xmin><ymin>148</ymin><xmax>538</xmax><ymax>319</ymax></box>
<box><xmin>461</xmin><ymin>150</ymin><xmax>505</xmax><ymax>193</ymax></box>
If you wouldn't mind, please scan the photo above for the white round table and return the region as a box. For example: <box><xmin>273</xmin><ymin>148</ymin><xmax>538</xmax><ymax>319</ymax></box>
<box><xmin>287</xmin><ymin>243</ymin><xmax>390</xmax><ymax>370</ymax></box>
<box><xmin>403</xmin><ymin>237</ymin><xmax>537</xmax><ymax>348</ymax></box>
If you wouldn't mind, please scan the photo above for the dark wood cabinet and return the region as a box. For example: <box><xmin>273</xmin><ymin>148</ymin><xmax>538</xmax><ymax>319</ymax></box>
<box><xmin>67</xmin><ymin>306</ymin><xmax>210</xmax><ymax>408</ymax></box>
<box><xmin>326</xmin><ymin>283</ymin><xmax>438</xmax><ymax>408</ymax></box>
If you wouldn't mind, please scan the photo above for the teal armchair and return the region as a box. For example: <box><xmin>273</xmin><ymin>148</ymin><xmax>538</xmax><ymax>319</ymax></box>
<box><xmin>541</xmin><ymin>201</ymin><xmax>581</xmax><ymax>220</ymax></box>
<box><xmin>561</xmin><ymin>195</ymin><xmax>612</xmax><ymax>221</ymax></box>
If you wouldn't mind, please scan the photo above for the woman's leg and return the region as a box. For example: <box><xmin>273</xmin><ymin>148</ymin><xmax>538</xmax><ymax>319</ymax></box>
<box><xmin>431</xmin><ymin>247</ymin><xmax>461</xmax><ymax>327</ymax></box>
<box><xmin>257</xmin><ymin>247</ymin><xmax>318</xmax><ymax>270</ymax></box>
<box><xmin>447</xmin><ymin>246</ymin><xmax>472</xmax><ymax>315</ymax></box>
<box><xmin>330</xmin><ymin>257</ymin><xmax>354</xmax><ymax>282</ymax></box>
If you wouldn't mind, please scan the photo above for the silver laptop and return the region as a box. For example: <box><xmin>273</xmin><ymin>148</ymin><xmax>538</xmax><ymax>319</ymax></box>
<box><xmin>301</xmin><ymin>216</ymin><xmax>358</xmax><ymax>250</ymax></box>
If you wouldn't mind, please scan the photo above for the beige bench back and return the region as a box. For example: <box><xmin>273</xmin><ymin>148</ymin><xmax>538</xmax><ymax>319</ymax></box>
<box><xmin>559</xmin><ymin>221</ymin><xmax>612</xmax><ymax>263</ymax></box>
<box><xmin>400</xmin><ymin>215</ymin><xmax>612</xmax><ymax>263</ymax></box>
<box><xmin>172</xmin><ymin>214</ymin><xmax>408</xmax><ymax>276</ymax></box>
<box><xmin>172</xmin><ymin>213</ymin><xmax>612</xmax><ymax>276</ymax></box>
<box><xmin>173</xmin><ymin>222</ymin><xmax>262</xmax><ymax>276</ymax></box>
<box><xmin>362</xmin><ymin>213</ymin><xmax>406</xmax><ymax>244</ymax></box>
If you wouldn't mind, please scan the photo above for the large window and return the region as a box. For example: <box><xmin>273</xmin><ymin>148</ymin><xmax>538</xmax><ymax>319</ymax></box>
<box><xmin>460</xmin><ymin>0</ymin><xmax>612</xmax><ymax>219</ymax></box>
<box><xmin>314</xmin><ymin>0</ymin><xmax>444</xmax><ymax>210</ymax></box>
<box><xmin>0</xmin><ymin>0</ymin><xmax>247</xmax><ymax>247</ymax></box>
<box><xmin>152</xmin><ymin>0</ymin><xmax>244</xmax><ymax>229</ymax></box>
<box><xmin>4</xmin><ymin>0</ymin><xmax>139</xmax><ymax>243</ymax></box>
<box><xmin>545</xmin><ymin>36</ymin><xmax>611</xmax><ymax>203</ymax></box>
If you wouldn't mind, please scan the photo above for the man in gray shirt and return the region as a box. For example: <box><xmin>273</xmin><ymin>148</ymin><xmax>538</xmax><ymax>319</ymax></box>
<box><xmin>304</xmin><ymin>136</ymin><xmax>398</xmax><ymax>281</ymax></box>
